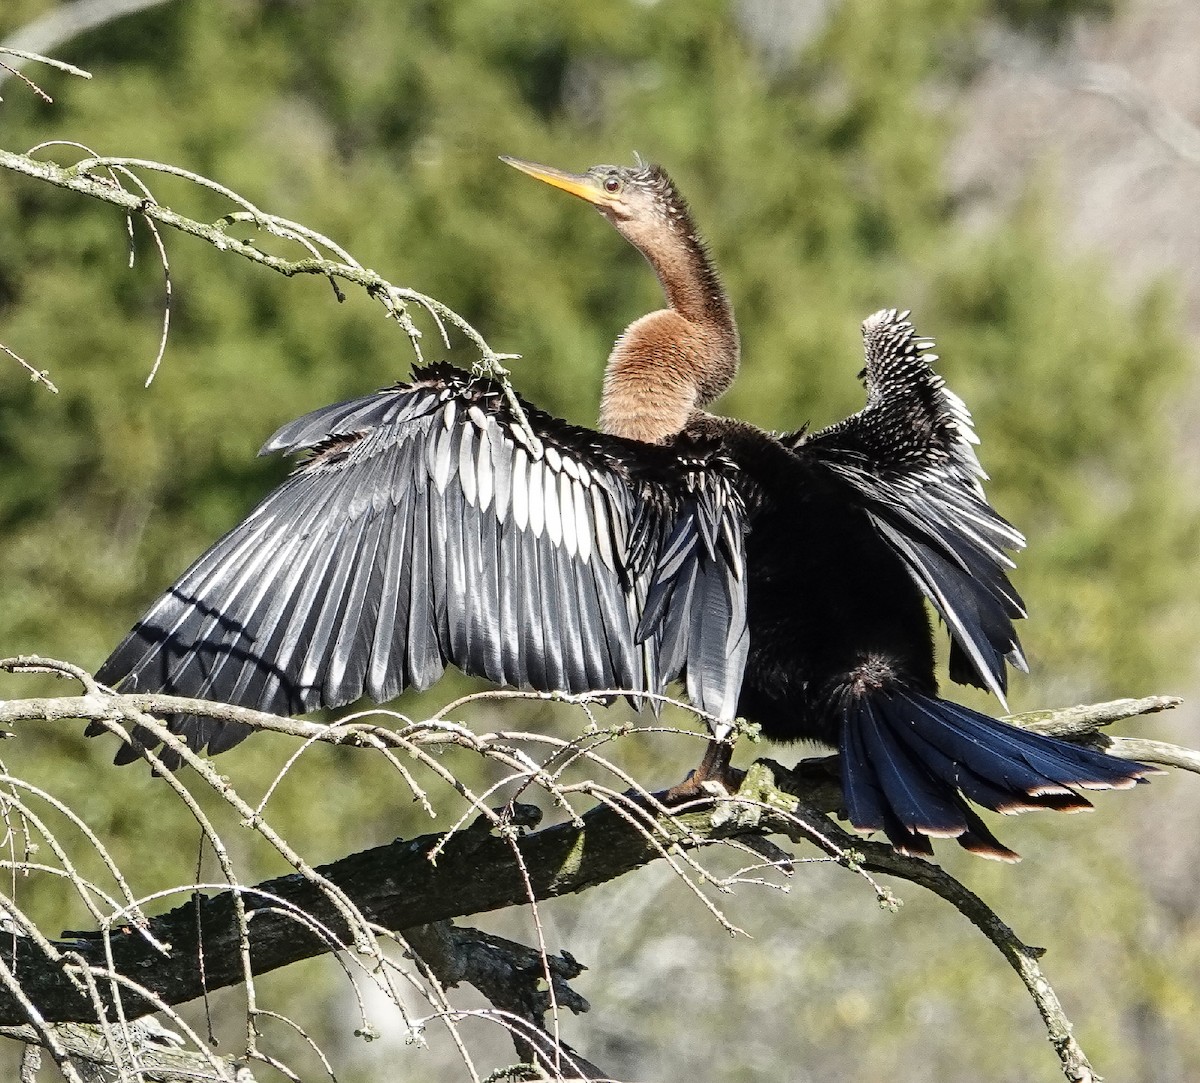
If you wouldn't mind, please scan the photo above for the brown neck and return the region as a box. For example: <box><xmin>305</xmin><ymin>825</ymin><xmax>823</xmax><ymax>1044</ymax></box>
<box><xmin>619</xmin><ymin>214</ymin><xmax>737</xmax><ymax>345</ymax></box>
<box><xmin>599</xmin><ymin>309</ymin><xmax>737</xmax><ymax>444</ymax></box>
<box><xmin>603</xmin><ymin>225</ymin><xmax>738</xmax><ymax>444</ymax></box>
<box><xmin>597</xmin><ymin>189</ymin><xmax>739</xmax><ymax>443</ymax></box>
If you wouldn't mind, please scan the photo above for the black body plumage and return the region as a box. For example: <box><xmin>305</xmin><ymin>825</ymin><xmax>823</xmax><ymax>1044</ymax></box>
<box><xmin>709</xmin><ymin>310</ymin><xmax>1146</xmax><ymax>859</ymax></box>
<box><xmin>95</xmin><ymin>159</ymin><xmax>1151</xmax><ymax>859</ymax></box>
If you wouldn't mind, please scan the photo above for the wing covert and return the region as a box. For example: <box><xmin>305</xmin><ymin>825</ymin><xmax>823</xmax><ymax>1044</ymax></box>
<box><xmin>93</xmin><ymin>363</ymin><xmax>748</xmax><ymax>762</ymax></box>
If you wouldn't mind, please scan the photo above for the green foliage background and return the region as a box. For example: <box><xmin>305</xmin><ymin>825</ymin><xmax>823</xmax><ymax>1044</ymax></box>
<box><xmin>1</xmin><ymin>0</ymin><xmax>1198</xmax><ymax>1080</ymax></box>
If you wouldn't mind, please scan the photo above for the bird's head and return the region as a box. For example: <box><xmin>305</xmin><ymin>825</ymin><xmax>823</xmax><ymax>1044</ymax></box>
<box><xmin>501</xmin><ymin>154</ymin><xmax>690</xmax><ymax>248</ymax></box>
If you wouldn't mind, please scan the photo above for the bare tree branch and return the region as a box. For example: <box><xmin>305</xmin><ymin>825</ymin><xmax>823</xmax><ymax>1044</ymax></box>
<box><xmin>741</xmin><ymin>771</ymin><xmax>1100</xmax><ymax>1082</ymax></box>
<box><xmin>0</xmin><ymin>0</ymin><xmax>169</xmax><ymax>91</ymax></box>
<box><xmin>405</xmin><ymin>921</ymin><xmax>614</xmax><ymax>1081</ymax></box>
<box><xmin>0</xmin><ymin>147</ymin><xmax>543</xmax><ymax>441</ymax></box>
<box><xmin>0</xmin><ymin>343</ymin><xmax>59</xmax><ymax>393</ymax></box>
<box><xmin>0</xmin><ymin>47</ymin><xmax>90</xmax><ymax>105</ymax></box>
<box><xmin>0</xmin><ymin>97</ymin><xmax>1192</xmax><ymax>1078</ymax></box>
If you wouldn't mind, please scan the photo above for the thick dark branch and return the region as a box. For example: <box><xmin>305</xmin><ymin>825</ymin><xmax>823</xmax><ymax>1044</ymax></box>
<box><xmin>407</xmin><ymin>921</ymin><xmax>614</xmax><ymax>1081</ymax></box>
<box><xmin>0</xmin><ymin>786</ymin><xmax>760</xmax><ymax>1026</ymax></box>
<box><xmin>0</xmin><ymin>700</ymin><xmax>1164</xmax><ymax>1019</ymax></box>
<box><xmin>0</xmin><ymin>691</ymin><xmax>1182</xmax><ymax>1028</ymax></box>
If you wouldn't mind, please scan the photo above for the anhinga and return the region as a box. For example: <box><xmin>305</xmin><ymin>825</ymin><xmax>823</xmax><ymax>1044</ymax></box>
<box><xmin>94</xmin><ymin>156</ymin><xmax>1149</xmax><ymax>860</ymax></box>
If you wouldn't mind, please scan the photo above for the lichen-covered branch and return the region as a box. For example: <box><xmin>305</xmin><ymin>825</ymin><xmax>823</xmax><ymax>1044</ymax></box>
<box><xmin>0</xmin><ymin>782</ymin><xmax>761</xmax><ymax>1025</ymax></box>
<box><xmin>738</xmin><ymin>772</ymin><xmax>1099</xmax><ymax>1083</ymax></box>
<box><xmin>0</xmin><ymin>148</ymin><xmax>501</xmax><ymax>373</ymax></box>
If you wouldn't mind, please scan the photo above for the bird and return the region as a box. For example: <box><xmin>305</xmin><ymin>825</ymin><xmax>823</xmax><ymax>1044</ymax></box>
<box><xmin>93</xmin><ymin>155</ymin><xmax>1151</xmax><ymax>860</ymax></box>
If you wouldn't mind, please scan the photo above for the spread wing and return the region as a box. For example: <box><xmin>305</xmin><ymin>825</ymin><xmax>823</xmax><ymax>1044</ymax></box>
<box><xmin>94</xmin><ymin>363</ymin><xmax>748</xmax><ymax>764</ymax></box>
<box><xmin>795</xmin><ymin>309</ymin><xmax>1026</xmax><ymax>703</ymax></box>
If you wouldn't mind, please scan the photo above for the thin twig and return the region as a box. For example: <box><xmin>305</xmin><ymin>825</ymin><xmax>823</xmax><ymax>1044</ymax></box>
<box><xmin>0</xmin><ymin>148</ymin><xmax>543</xmax><ymax>441</ymax></box>
<box><xmin>0</xmin><ymin>656</ymin><xmax>1189</xmax><ymax>1081</ymax></box>
<box><xmin>0</xmin><ymin>344</ymin><xmax>58</xmax><ymax>394</ymax></box>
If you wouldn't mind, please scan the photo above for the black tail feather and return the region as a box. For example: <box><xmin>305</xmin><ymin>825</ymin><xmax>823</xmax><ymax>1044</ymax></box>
<box><xmin>928</xmin><ymin>696</ymin><xmax>1144</xmax><ymax>791</ymax></box>
<box><xmin>885</xmin><ymin>693</ymin><xmax>1094</xmax><ymax>815</ymax></box>
<box><xmin>839</xmin><ymin>689</ymin><xmax>1152</xmax><ymax>859</ymax></box>
<box><xmin>955</xmin><ymin>806</ymin><xmax>1020</xmax><ymax>863</ymax></box>
<box><xmin>857</xmin><ymin>701</ymin><xmax>967</xmax><ymax>837</ymax></box>
<box><xmin>840</xmin><ymin>712</ymin><xmax>890</xmax><ymax>834</ymax></box>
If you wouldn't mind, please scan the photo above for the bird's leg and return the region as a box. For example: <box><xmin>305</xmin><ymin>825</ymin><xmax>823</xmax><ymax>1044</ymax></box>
<box><xmin>662</xmin><ymin>737</ymin><xmax>744</xmax><ymax>804</ymax></box>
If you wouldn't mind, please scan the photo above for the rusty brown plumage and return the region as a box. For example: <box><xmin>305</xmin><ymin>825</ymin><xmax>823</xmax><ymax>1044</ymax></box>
<box><xmin>501</xmin><ymin>155</ymin><xmax>738</xmax><ymax>444</ymax></box>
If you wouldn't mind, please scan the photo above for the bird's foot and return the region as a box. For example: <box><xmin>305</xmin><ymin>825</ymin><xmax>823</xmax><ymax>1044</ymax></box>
<box><xmin>661</xmin><ymin>738</ymin><xmax>744</xmax><ymax>805</ymax></box>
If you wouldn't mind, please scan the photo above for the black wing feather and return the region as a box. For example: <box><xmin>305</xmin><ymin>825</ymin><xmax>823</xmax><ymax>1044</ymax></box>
<box><xmin>798</xmin><ymin>309</ymin><xmax>1026</xmax><ymax>704</ymax></box>
<box><xmin>96</xmin><ymin>363</ymin><xmax>749</xmax><ymax>759</ymax></box>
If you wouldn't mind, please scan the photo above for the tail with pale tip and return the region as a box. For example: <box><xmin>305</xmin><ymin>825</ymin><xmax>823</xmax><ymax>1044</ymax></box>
<box><xmin>839</xmin><ymin>688</ymin><xmax>1153</xmax><ymax>861</ymax></box>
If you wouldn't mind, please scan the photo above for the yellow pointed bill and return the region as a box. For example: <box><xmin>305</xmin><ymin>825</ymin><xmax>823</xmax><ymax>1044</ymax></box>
<box><xmin>499</xmin><ymin>155</ymin><xmax>613</xmax><ymax>207</ymax></box>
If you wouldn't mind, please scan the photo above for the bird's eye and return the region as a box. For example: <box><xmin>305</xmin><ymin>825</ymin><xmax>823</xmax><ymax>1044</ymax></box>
<box><xmin>603</xmin><ymin>174</ymin><xmax>622</xmax><ymax>194</ymax></box>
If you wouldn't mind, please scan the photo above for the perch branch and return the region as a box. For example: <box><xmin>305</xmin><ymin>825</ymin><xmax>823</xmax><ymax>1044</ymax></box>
<box><xmin>737</xmin><ymin>767</ymin><xmax>1098</xmax><ymax>1082</ymax></box>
